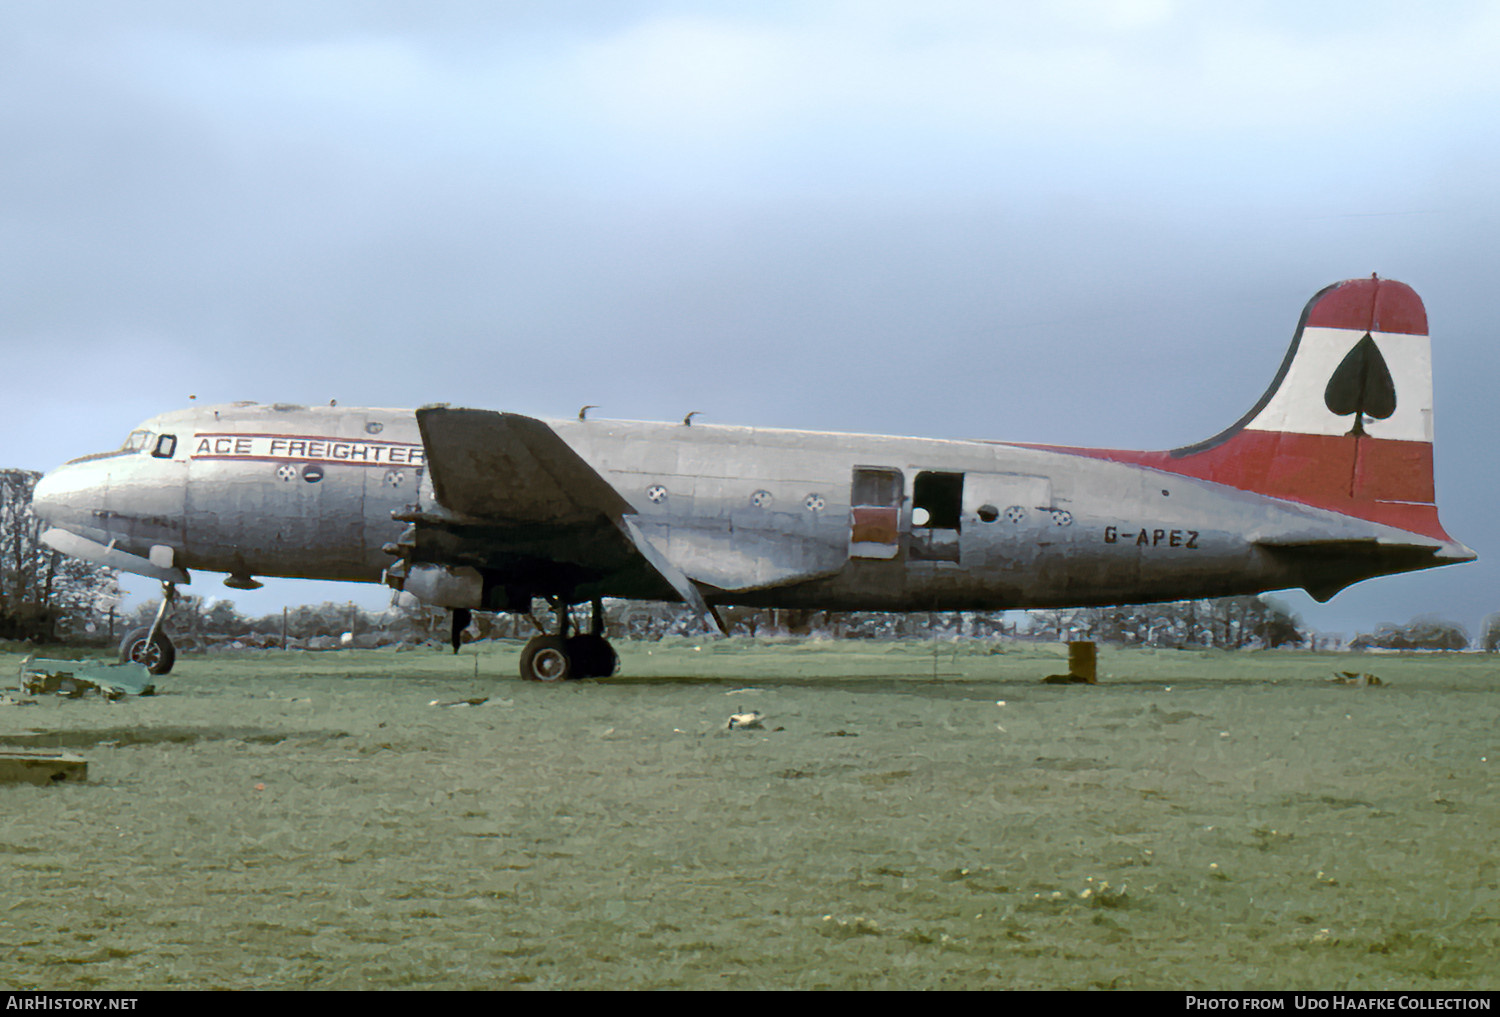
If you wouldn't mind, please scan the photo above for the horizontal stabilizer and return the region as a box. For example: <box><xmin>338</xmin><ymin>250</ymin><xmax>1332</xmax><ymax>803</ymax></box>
<box><xmin>1252</xmin><ymin>535</ymin><xmax>1474</xmax><ymax>602</ymax></box>
<box><xmin>1253</xmin><ymin>533</ymin><xmax>1475</xmax><ymax>560</ymax></box>
<box><xmin>1254</xmin><ymin>536</ymin><xmax>1404</xmax><ymax>550</ymax></box>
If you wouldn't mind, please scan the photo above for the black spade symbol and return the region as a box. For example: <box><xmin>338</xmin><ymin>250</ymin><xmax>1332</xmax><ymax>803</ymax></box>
<box><xmin>1324</xmin><ymin>332</ymin><xmax>1396</xmax><ymax>436</ymax></box>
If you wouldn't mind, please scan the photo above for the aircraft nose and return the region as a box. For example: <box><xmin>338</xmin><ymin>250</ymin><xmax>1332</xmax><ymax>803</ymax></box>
<box><xmin>31</xmin><ymin>464</ymin><xmax>99</xmax><ymax>529</ymax></box>
<box><xmin>31</xmin><ymin>470</ymin><xmax>63</xmax><ymax>524</ymax></box>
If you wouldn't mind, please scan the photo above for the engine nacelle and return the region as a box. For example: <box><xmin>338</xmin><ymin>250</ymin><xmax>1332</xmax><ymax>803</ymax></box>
<box><xmin>400</xmin><ymin>564</ymin><xmax>485</xmax><ymax>609</ymax></box>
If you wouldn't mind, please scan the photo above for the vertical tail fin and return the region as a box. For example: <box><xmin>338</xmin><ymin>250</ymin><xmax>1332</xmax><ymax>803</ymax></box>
<box><xmin>1174</xmin><ymin>275</ymin><xmax>1444</xmax><ymax>536</ymax></box>
<box><xmin>1026</xmin><ymin>277</ymin><xmax>1464</xmax><ymax>545</ymax></box>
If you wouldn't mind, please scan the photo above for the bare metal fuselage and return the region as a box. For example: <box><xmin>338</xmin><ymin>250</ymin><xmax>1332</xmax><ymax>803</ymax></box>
<box><xmin>32</xmin><ymin>402</ymin><xmax>1449</xmax><ymax>613</ymax></box>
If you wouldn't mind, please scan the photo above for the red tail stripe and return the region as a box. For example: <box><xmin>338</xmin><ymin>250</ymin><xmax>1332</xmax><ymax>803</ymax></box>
<box><xmin>1014</xmin><ymin>433</ymin><xmax>1454</xmax><ymax>543</ymax></box>
<box><xmin>1306</xmin><ymin>277</ymin><xmax>1427</xmax><ymax>336</ymax></box>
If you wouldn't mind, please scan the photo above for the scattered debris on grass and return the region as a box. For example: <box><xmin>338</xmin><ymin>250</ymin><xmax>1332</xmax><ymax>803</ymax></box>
<box><xmin>18</xmin><ymin>656</ymin><xmax>154</xmax><ymax>699</ymax></box>
<box><xmin>1330</xmin><ymin>671</ymin><xmax>1383</xmax><ymax>686</ymax></box>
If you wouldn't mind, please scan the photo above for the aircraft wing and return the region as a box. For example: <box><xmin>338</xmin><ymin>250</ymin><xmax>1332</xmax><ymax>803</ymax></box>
<box><xmin>418</xmin><ymin>408</ymin><xmax>634</xmax><ymax>525</ymax></box>
<box><xmin>408</xmin><ymin>407</ymin><xmax>718</xmax><ymax>621</ymax></box>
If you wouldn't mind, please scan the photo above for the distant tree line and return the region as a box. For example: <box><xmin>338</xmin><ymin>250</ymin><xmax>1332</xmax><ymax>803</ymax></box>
<box><xmin>62</xmin><ymin>591</ymin><xmax>1500</xmax><ymax>654</ymax></box>
<box><xmin>1020</xmin><ymin>596</ymin><xmax>1307</xmax><ymax>649</ymax></box>
<box><xmin>616</xmin><ymin>595</ymin><xmax>1313</xmax><ymax>649</ymax></box>
<box><xmin>607</xmin><ymin>597</ymin><xmax>1487</xmax><ymax>651</ymax></box>
<box><xmin>1350</xmin><ymin>617</ymin><xmax>1472</xmax><ymax>652</ymax></box>
<box><xmin>115</xmin><ymin>595</ymin><xmax>448</xmax><ymax>651</ymax></box>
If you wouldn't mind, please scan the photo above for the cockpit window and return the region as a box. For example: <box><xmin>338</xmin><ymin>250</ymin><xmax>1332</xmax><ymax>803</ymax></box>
<box><xmin>152</xmin><ymin>434</ymin><xmax>177</xmax><ymax>459</ymax></box>
<box><xmin>67</xmin><ymin>429</ymin><xmax>159</xmax><ymax>465</ymax></box>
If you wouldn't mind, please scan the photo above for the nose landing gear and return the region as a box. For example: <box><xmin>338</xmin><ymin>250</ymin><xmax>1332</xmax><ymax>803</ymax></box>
<box><xmin>119</xmin><ymin>582</ymin><xmax>177</xmax><ymax>676</ymax></box>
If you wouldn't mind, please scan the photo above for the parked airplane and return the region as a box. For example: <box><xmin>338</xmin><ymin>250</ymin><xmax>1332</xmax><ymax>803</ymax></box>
<box><xmin>31</xmin><ymin>276</ymin><xmax>1474</xmax><ymax>680</ymax></box>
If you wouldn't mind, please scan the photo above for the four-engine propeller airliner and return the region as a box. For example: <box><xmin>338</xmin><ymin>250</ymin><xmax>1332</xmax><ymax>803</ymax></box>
<box><xmin>31</xmin><ymin>277</ymin><xmax>1474</xmax><ymax>680</ymax></box>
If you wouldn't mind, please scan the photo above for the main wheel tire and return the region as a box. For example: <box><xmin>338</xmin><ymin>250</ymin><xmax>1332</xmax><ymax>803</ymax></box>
<box><xmin>519</xmin><ymin>635</ymin><xmax>572</xmax><ymax>682</ymax></box>
<box><xmin>119</xmin><ymin>627</ymin><xmax>176</xmax><ymax>676</ymax></box>
<box><xmin>566</xmin><ymin>635</ymin><xmax>618</xmax><ymax>679</ymax></box>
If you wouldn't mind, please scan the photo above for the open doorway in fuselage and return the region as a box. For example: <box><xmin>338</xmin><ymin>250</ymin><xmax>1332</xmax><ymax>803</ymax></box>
<box><xmin>910</xmin><ymin>470</ymin><xmax>962</xmax><ymax>563</ymax></box>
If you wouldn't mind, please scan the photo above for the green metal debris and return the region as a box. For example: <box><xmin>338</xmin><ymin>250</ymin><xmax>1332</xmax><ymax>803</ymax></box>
<box><xmin>18</xmin><ymin>655</ymin><xmax>155</xmax><ymax>699</ymax></box>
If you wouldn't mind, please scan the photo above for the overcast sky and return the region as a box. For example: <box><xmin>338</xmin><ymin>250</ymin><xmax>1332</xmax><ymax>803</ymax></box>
<box><xmin>4</xmin><ymin>0</ymin><xmax>1496</xmax><ymax>637</ymax></box>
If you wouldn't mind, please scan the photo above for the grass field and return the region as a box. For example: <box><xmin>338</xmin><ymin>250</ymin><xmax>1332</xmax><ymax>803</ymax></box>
<box><xmin>1</xmin><ymin>639</ymin><xmax>1496</xmax><ymax>990</ymax></box>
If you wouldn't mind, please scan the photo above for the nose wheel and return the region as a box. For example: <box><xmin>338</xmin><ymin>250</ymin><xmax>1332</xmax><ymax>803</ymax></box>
<box><xmin>119</xmin><ymin>581</ymin><xmax>178</xmax><ymax>676</ymax></box>
<box><xmin>518</xmin><ymin>598</ymin><xmax>618</xmax><ymax>681</ymax></box>
<box><xmin>119</xmin><ymin>627</ymin><xmax>177</xmax><ymax>675</ymax></box>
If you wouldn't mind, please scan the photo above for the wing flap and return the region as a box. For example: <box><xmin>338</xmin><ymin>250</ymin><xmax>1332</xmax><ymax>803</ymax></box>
<box><xmin>644</xmin><ymin>525</ymin><xmax>846</xmax><ymax>592</ymax></box>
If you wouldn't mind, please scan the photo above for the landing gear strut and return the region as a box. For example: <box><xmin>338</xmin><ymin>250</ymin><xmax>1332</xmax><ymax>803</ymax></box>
<box><xmin>518</xmin><ymin>598</ymin><xmax>618</xmax><ymax>681</ymax></box>
<box><xmin>450</xmin><ymin>608</ymin><xmax>471</xmax><ymax>654</ymax></box>
<box><xmin>120</xmin><ymin>582</ymin><xmax>177</xmax><ymax>676</ymax></box>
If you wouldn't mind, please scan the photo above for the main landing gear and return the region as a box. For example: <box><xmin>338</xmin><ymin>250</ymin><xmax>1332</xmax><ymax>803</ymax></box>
<box><xmin>119</xmin><ymin>582</ymin><xmax>177</xmax><ymax>676</ymax></box>
<box><xmin>518</xmin><ymin>597</ymin><xmax>618</xmax><ymax>682</ymax></box>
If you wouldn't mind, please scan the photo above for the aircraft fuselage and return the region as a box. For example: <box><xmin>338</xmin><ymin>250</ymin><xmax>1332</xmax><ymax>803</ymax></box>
<box><xmin>32</xmin><ymin>401</ymin><xmax>1446</xmax><ymax>614</ymax></box>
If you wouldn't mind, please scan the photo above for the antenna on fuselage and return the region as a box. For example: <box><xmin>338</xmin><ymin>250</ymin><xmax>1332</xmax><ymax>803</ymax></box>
<box><xmin>579</xmin><ymin>405</ymin><xmax>599</xmax><ymax>421</ymax></box>
<box><xmin>683</xmin><ymin>411</ymin><xmax>701</xmax><ymax>426</ymax></box>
